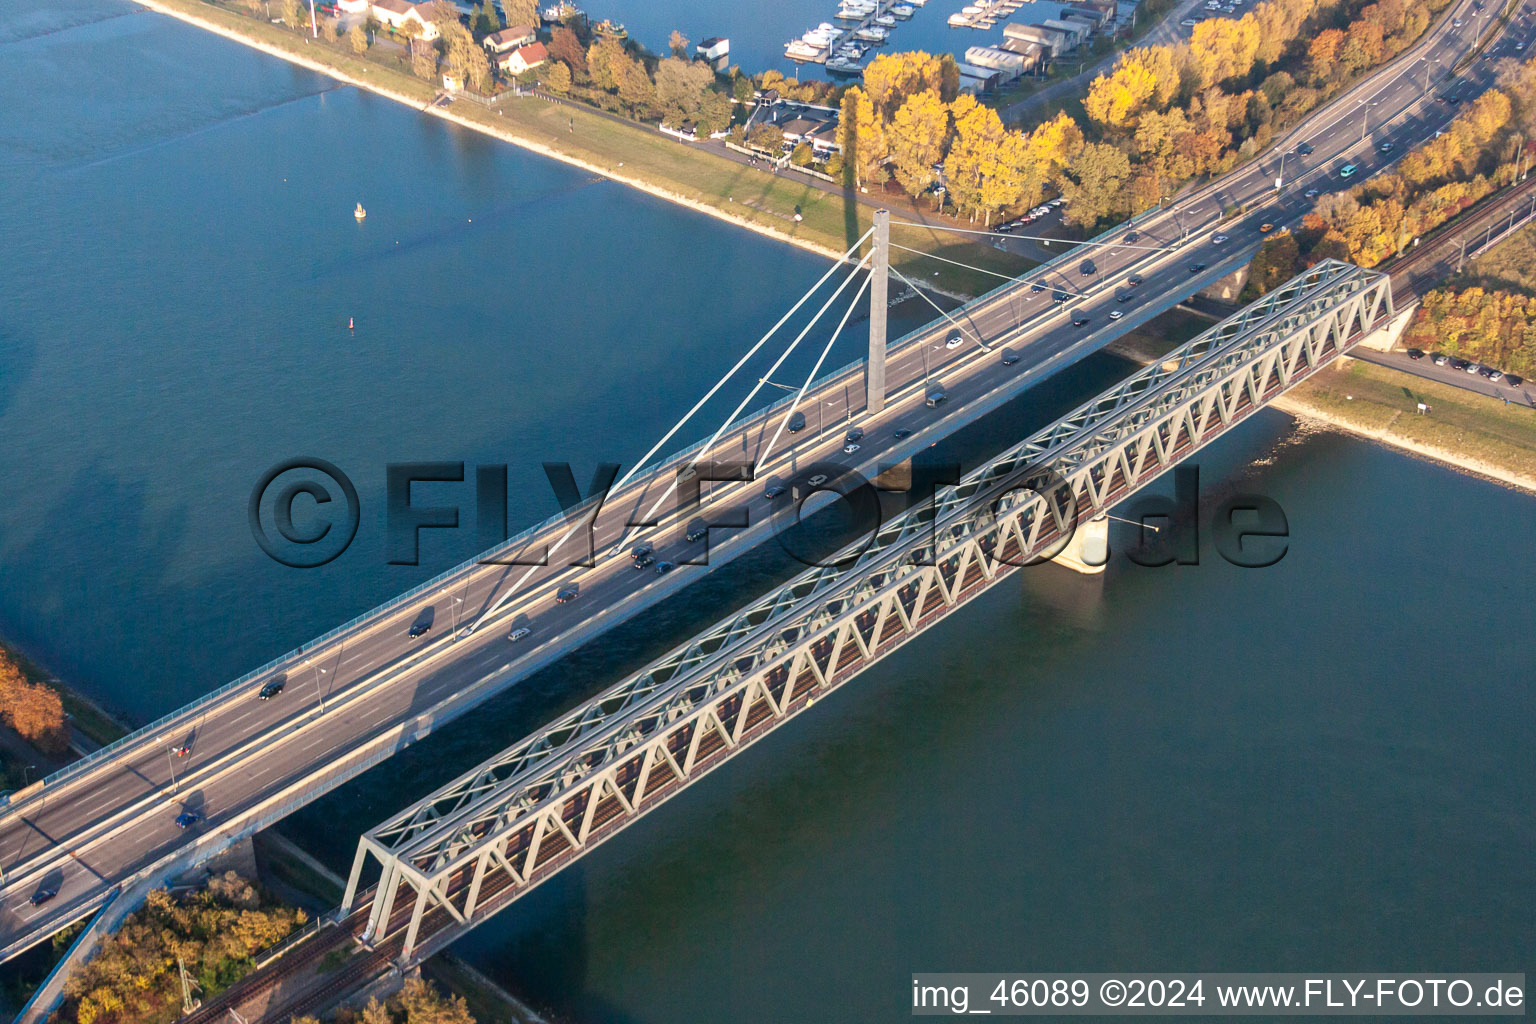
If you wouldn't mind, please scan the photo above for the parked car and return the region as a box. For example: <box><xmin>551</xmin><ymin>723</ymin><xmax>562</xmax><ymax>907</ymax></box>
<box><xmin>1466</xmin><ymin>362</ymin><xmax>1482</xmax><ymax>375</ymax></box>
<box><xmin>1505</xmin><ymin>374</ymin><xmax>1524</xmax><ymax>387</ymax></box>
<box><xmin>1449</xmin><ymin>357</ymin><xmax>1470</xmax><ymax>370</ymax></box>
<box><xmin>258</xmin><ymin>680</ymin><xmax>284</xmax><ymax>700</ymax></box>
<box><xmin>1407</xmin><ymin>348</ymin><xmax>1425</xmax><ymax>360</ymax></box>
<box><xmin>1432</xmin><ymin>353</ymin><xmax>1449</xmax><ymax>366</ymax></box>
<box><xmin>1488</xmin><ymin>370</ymin><xmax>1505</xmax><ymax>382</ymax></box>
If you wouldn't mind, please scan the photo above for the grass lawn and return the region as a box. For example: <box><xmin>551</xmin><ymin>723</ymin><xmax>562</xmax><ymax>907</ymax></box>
<box><xmin>1289</xmin><ymin>359</ymin><xmax>1536</xmax><ymax>481</ymax></box>
<box><xmin>1454</xmin><ymin>219</ymin><xmax>1536</xmax><ymax>293</ymax></box>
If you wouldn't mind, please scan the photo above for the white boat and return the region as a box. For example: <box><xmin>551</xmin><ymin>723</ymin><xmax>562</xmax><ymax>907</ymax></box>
<box><xmin>854</xmin><ymin>25</ymin><xmax>888</xmax><ymax>40</ymax></box>
<box><xmin>826</xmin><ymin>57</ymin><xmax>864</xmax><ymax>74</ymax></box>
<box><xmin>947</xmin><ymin>12</ymin><xmax>971</xmax><ymax>24</ymax></box>
<box><xmin>874</xmin><ymin>13</ymin><xmax>896</xmax><ymax>25</ymax></box>
<box><xmin>785</xmin><ymin>38</ymin><xmax>826</xmax><ymax>59</ymax></box>
<box><xmin>889</xmin><ymin>3</ymin><xmax>916</xmax><ymax>17</ymax></box>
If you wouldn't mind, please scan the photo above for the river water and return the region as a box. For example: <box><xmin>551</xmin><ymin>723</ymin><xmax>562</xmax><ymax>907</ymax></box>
<box><xmin>1</xmin><ymin>3</ymin><xmax>1532</xmax><ymax>1020</ymax></box>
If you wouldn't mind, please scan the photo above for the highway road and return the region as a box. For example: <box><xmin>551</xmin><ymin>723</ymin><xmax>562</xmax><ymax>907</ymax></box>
<box><xmin>0</xmin><ymin>0</ymin><xmax>1524</xmax><ymax>962</ymax></box>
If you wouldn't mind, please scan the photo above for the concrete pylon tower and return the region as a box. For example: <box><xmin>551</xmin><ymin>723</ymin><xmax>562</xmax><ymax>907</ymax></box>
<box><xmin>867</xmin><ymin>209</ymin><xmax>890</xmax><ymax>414</ymax></box>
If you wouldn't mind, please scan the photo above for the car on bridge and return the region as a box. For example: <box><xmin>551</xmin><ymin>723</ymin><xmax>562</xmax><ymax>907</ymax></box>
<box><xmin>1259</xmin><ymin>222</ymin><xmax>1276</xmax><ymax>233</ymax></box>
<box><xmin>806</xmin><ymin>473</ymin><xmax>829</xmax><ymax>487</ymax></box>
<box><xmin>1296</xmin><ymin>142</ymin><xmax>1314</xmax><ymax>155</ymax></box>
<box><xmin>1052</xmin><ymin>291</ymin><xmax>1070</xmax><ymax>303</ymax></box>
<box><xmin>786</xmin><ymin>411</ymin><xmax>806</xmax><ymax>432</ymax></box>
<box><xmin>508</xmin><ymin>627</ymin><xmax>531</xmax><ymax>642</ymax></box>
<box><xmin>765</xmin><ymin>483</ymin><xmax>787</xmax><ymax>499</ymax></box>
<box><xmin>1213</xmin><ymin>233</ymin><xmax>1230</xmax><ymax>244</ymax></box>
<box><xmin>1116</xmin><ymin>291</ymin><xmax>1135</xmax><ymax>303</ymax></box>
<box><xmin>1000</xmin><ymin>349</ymin><xmax>1020</xmax><ymax>365</ymax></box>
<box><xmin>893</xmin><ymin>427</ymin><xmax>913</xmax><ymax>439</ymax></box>
<box><xmin>1340</xmin><ymin>164</ymin><xmax>1358</xmax><ymax>178</ymax></box>
<box><xmin>258</xmin><ymin>680</ymin><xmax>284</xmax><ymax>700</ymax></box>
<box><xmin>1108</xmin><ymin>310</ymin><xmax>1124</xmax><ymax>320</ymax></box>
<box><xmin>945</xmin><ymin>328</ymin><xmax>963</xmax><ymax>349</ymax></box>
<box><xmin>846</xmin><ymin>427</ymin><xmax>864</xmax><ymax>443</ymax></box>
<box><xmin>686</xmin><ymin>524</ymin><xmax>708</xmax><ymax>542</ymax></box>
<box><xmin>1030</xmin><ymin>281</ymin><xmax>1046</xmax><ymax>293</ymax></box>
<box><xmin>843</xmin><ymin>442</ymin><xmax>861</xmax><ymax>453</ymax></box>
<box><xmin>408</xmin><ymin>621</ymin><xmax>432</xmax><ymax>639</ymax></box>
<box><xmin>29</xmin><ymin>887</ymin><xmax>58</xmax><ymax>907</ymax></box>
<box><xmin>555</xmin><ymin>585</ymin><xmax>580</xmax><ymax>603</ymax></box>
<box><xmin>925</xmin><ymin>386</ymin><xmax>948</xmax><ymax>407</ymax></box>
<box><xmin>1080</xmin><ymin>259</ymin><xmax>1097</xmax><ymax>274</ymax></box>
<box><xmin>655</xmin><ymin>561</ymin><xmax>676</xmax><ymax>575</ymax></box>
<box><xmin>1379</xmin><ymin>141</ymin><xmax>1395</xmax><ymax>154</ymax></box>
<box><xmin>1127</xmin><ymin>273</ymin><xmax>1143</xmax><ymax>286</ymax></box>
<box><xmin>175</xmin><ymin>811</ymin><xmax>202</xmax><ymax>829</ymax></box>
<box><xmin>171</xmin><ymin>744</ymin><xmax>191</xmax><ymax>757</ymax></box>
<box><xmin>1304</xmin><ymin>188</ymin><xmax>1320</xmax><ymax>199</ymax></box>
<box><xmin>633</xmin><ymin>552</ymin><xmax>656</xmax><ymax>569</ymax></box>
<box><xmin>1072</xmin><ymin>313</ymin><xmax>1091</xmax><ymax>327</ymax></box>
<box><xmin>1188</xmin><ymin>262</ymin><xmax>1206</xmax><ymax>273</ymax></box>
<box><xmin>1124</xmin><ymin>230</ymin><xmax>1140</xmax><ymax>242</ymax></box>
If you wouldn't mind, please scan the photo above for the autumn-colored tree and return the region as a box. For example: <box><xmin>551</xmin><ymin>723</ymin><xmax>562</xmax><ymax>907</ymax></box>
<box><xmin>654</xmin><ymin>57</ymin><xmax>713</xmax><ymax>123</ymax></box>
<box><xmin>502</xmin><ymin>0</ymin><xmax>537</xmax><ymax>27</ymax></box>
<box><xmin>839</xmin><ymin>86</ymin><xmax>888</xmax><ymax>188</ymax></box>
<box><xmin>440</xmin><ymin>21</ymin><xmax>491</xmax><ymax>89</ymax></box>
<box><xmin>545</xmin><ymin>59</ymin><xmax>573</xmax><ymax>93</ymax></box>
<box><xmin>668</xmin><ymin>29</ymin><xmax>690</xmax><ymax>58</ymax></box>
<box><xmin>0</xmin><ymin>652</ymin><xmax>66</xmax><ymax>755</ymax></box>
<box><xmin>1059</xmin><ymin>142</ymin><xmax>1133</xmax><ymax>227</ymax></box>
<box><xmin>863</xmin><ymin>51</ymin><xmax>947</xmax><ymax>123</ymax></box>
<box><xmin>888</xmin><ymin>89</ymin><xmax>950</xmax><ymax>197</ymax></box>
<box><xmin>348</xmin><ymin>22</ymin><xmax>369</xmax><ymax>52</ymax></box>
<box><xmin>547</xmin><ymin>26</ymin><xmax>586</xmax><ymax>76</ymax></box>
<box><xmin>945</xmin><ymin>95</ymin><xmax>1006</xmax><ymax>219</ymax></box>
<box><xmin>1085</xmin><ymin>47</ymin><xmax>1180</xmax><ymax>130</ymax></box>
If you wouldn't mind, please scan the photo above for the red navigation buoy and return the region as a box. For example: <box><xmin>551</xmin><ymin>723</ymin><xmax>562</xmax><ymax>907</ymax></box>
<box><xmin>348</xmin><ymin>316</ymin><xmax>355</xmax><ymax>330</ymax></box>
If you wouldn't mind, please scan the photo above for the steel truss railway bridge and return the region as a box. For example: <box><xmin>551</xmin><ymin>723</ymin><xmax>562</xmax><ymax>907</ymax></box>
<box><xmin>343</xmin><ymin>259</ymin><xmax>1392</xmax><ymax>964</ymax></box>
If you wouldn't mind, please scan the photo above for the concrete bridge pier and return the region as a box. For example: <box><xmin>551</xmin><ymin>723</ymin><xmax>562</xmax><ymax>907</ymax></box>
<box><xmin>1050</xmin><ymin>514</ymin><xmax>1109</xmax><ymax>575</ymax></box>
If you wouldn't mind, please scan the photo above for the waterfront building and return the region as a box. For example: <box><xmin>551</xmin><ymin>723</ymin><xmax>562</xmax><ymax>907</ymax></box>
<box><xmin>496</xmin><ymin>42</ymin><xmax>548</xmax><ymax>75</ymax></box>
<box><xmin>484</xmin><ymin>26</ymin><xmax>538</xmax><ymax>52</ymax></box>
<box><xmin>370</xmin><ymin>0</ymin><xmax>440</xmax><ymax>39</ymax></box>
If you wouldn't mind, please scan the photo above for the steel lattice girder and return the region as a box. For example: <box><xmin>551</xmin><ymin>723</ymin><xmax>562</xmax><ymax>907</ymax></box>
<box><xmin>347</xmin><ymin>260</ymin><xmax>1390</xmax><ymax>957</ymax></box>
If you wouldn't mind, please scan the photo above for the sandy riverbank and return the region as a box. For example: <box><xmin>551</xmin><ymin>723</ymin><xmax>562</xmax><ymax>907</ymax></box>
<box><xmin>1273</xmin><ymin>394</ymin><xmax>1536</xmax><ymax>494</ymax></box>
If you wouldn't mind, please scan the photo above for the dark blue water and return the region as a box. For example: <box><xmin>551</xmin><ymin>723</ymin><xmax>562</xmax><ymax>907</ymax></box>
<box><xmin>1</xmin><ymin>4</ymin><xmax>1532</xmax><ymax>1021</ymax></box>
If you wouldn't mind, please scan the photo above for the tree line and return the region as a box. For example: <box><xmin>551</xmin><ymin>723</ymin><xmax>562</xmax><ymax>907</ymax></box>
<box><xmin>1405</xmin><ymin>286</ymin><xmax>1536</xmax><ymax>377</ymax></box>
<box><xmin>62</xmin><ymin>873</ymin><xmax>306</xmax><ymax>1024</ymax></box>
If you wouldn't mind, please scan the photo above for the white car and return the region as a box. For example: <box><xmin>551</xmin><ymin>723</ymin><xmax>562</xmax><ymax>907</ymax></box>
<box><xmin>1213</xmin><ymin>233</ymin><xmax>1230</xmax><ymax>244</ymax></box>
<box><xmin>807</xmin><ymin>474</ymin><xmax>829</xmax><ymax>486</ymax></box>
<box><xmin>945</xmin><ymin>328</ymin><xmax>964</xmax><ymax>349</ymax></box>
<box><xmin>1108</xmin><ymin>309</ymin><xmax>1124</xmax><ymax>320</ymax></box>
<box><xmin>843</xmin><ymin>442</ymin><xmax>861</xmax><ymax>454</ymax></box>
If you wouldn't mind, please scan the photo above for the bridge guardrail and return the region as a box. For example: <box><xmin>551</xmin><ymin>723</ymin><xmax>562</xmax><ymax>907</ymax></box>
<box><xmin>0</xmin><ymin>201</ymin><xmax>1182</xmax><ymax>817</ymax></box>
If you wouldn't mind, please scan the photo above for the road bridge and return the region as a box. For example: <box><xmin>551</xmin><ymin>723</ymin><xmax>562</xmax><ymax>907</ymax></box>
<box><xmin>0</xmin><ymin>0</ymin><xmax>1514</xmax><ymax>973</ymax></box>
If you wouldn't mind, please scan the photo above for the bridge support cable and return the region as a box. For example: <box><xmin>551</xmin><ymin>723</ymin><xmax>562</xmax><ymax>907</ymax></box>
<box><xmin>869</xmin><ymin>208</ymin><xmax>890</xmax><ymax>414</ymax></box>
<box><xmin>889</xmin><ymin>266</ymin><xmax>993</xmax><ymax>354</ymax></box>
<box><xmin>887</xmin><ymin>241</ymin><xmax>1090</xmax><ymax>301</ymax></box>
<box><xmin>757</xmin><ymin>272</ymin><xmax>874</xmax><ymax>473</ymax></box>
<box><xmin>346</xmin><ymin>261</ymin><xmax>1392</xmax><ymax>962</ymax></box>
<box><xmin>624</xmin><ymin>253</ymin><xmax>874</xmax><ymax>541</ymax></box>
<box><xmin>463</xmin><ymin>227</ymin><xmax>874</xmax><ymax>636</ymax></box>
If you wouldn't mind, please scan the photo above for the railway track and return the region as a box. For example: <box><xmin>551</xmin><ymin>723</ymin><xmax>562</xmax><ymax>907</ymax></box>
<box><xmin>1386</xmin><ymin>173</ymin><xmax>1536</xmax><ymax>299</ymax></box>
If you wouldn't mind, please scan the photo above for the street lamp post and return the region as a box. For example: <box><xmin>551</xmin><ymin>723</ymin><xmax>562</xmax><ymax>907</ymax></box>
<box><xmin>305</xmin><ymin>658</ymin><xmax>328</xmax><ymax>713</ymax></box>
<box><xmin>164</xmin><ymin>748</ymin><xmax>179</xmax><ymax>792</ymax></box>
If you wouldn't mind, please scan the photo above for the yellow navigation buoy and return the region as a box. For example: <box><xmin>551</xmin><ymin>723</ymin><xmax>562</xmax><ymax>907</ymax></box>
<box><xmin>354</xmin><ymin>202</ymin><xmax>367</xmax><ymax>220</ymax></box>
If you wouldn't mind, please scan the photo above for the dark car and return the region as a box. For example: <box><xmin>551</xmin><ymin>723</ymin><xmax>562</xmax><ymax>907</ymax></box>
<box><xmin>845</xmin><ymin>426</ymin><xmax>864</xmax><ymax>443</ymax></box>
<box><xmin>1505</xmin><ymin>374</ymin><xmax>1524</xmax><ymax>387</ymax></box>
<box><xmin>632</xmin><ymin>552</ymin><xmax>655</xmax><ymax>569</ymax></box>
<box><xmin>1080</xmin><ymin>259</ymin><xmax>1097</xmax><ymax>274</ymax></box>
<box><xmin>1127</xmin><ymin>273</ymin><xmax>1143</xmax><ymax>286</ymax></box>
<box><xmin>258</xmin><ymin>680</ymin><xmax>284</xmax><ymax>700</ymax></box>
<box><xmin>1072</xmin><ymin>314</ymin><xmax>1091</xmax><ymax>327</ymax></box>
<box><xmin>1296</xmin><ymin>142</ymin><xmax>1314</xmax><ymax>155</ymax></box>
<box><xmin>1116</xmin><ymin>291</ymin><xmax>1135</xmax><ymax>303</ymax></box>
<box><xmin>408</xmin><ymin>621</ymin><xmax>431</xmax><ymax>638</ymax></box>
<box><xmin>1449</xmin><ymin>357</ymin><xmax>1471</xmax><ymax>370</ymax></box>
<box><xmin>1052</xmin><ymin>291</ymin><xmax>1070</xmax><ymax>303</ymax></box>
<box><xmin>175</xmin><ymin>811</ymin><xmax>202</xmax><ymax>829</ymax></box>
<box><xmin>655</xmin><ymin>561</ymin><xmax>676</xmax><ymax>575</ymax></box>
<box><xmin>1124</xmin><ymin>230</ymin><xmax>1140</xmax><ymax>242</ymax></box>
<box><xmin>1000</xmin><ymin>349</ymin><xmax>1020</xmax><ymax>365</ymax></box>
<box><xmin>1188</xmin><ymin>262</ymin><xmax>1206</xmax><ymax>273</ymax></box>
<box><xmin>29</xmin><ymin>887</ymin><xmax>58</xmax><ymax>907</ymax></box>
<box><xmin>686</xmin><ymin>524</ymin><xmax>708</xmax><ymax>543</ymax></box>
<box><xmin>786</xmin><ymin>410</ymin><xmax>806</xmax><ymax>432</ymax></box>
<box><xmin>765</xmin><ymin>483</ymin><xmax>787</xmax><ymax>499</ymax></box>
<box><xmin>1407</xmin><ymin>348</ymin><xmax>1425</xmax><ymax>360</ymax></box>
<box><xmin>1030</xmin><ymin>281</ymin><xmax>1046</xmax><ymax>293</ymax></box>
<box><xmin>894</xmin><ymin>427</ymin><xmax>913</xmax><ymax>439</ymax></box>
<box><xmin>555</xmin><ymin>585</ymin><xmax>580</xmax><ymax>603</ymax></box>
<box><xmin>631</xmin><ymin>542</ymin><xmax>653</xmax><ymax>561</ymax></box>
